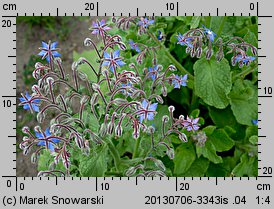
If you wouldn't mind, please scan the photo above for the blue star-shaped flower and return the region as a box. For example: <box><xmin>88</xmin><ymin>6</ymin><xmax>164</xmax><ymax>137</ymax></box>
<box><xmin>202</xmin><ymin>25</ymin><xmax>217</xmax><ymax>42</ymax></box>
<box><xmin>148</xmin><ymin>66</ymin><xmax>159</xmax><ymax>80</ymax></box>
<box><xmin>38</xmin><ymin>41</ymin><xmax>61</xmax><ymax>62</ymax></box>
<box><xmin>121</xmin><ymin>83</ymin><xmax>133</xmax><ymax>96</ymax></box>
<box><xmin>139</xmin><ymin>99</ymin><xmax>158</xmax><ymax>123</ymax></box>
<box><xmin>19</xmin><ymin>92</ymin><xmax>40</xmax><ymax>112</ymax></box>
<box><xmin>102</xmin><ymin>50</ymin><xmax>126</xmax><ymax>72</ymax></box>
<box><xmin>91</xmin><ymin>19</ymin><xmax>111</xmax><ymax>36</ymax></box>
<box><xmin>176</xmin><ymin>33</ymin><xmax>193</xmax><ymax>48</ymax></box>
<box><xmin>172</xmin><ymin>74</ymin><xmax>188</xmax><ymax>89</ymax></box>
<box><xmin>129</xmin><ymin>40</ymin><xmax>141</xmax><ymax>53</ymax></box>
<box><xmin>235</xmin><ymin>54</ymin><xmax>256</xmax><ymax>65</ymax></box>
<box><xmin>138</xmin><ymin>18</ymin><xmax>154</xmax><ymax>28</ymax></box>
<box><xmin>36</xmin><ymin>128</ymin><xmax>60</xmax><ymax>152</ymax></box>
<box><xmin>252</xmin><ymin>119</ymin><xmax>258</xmax><ymax>125</ymax></box>
<box><xmin>157</xmin><ymin>30</ymin><xmax>164</xmax><ymax>41</ymax></box>
<box><xmin>182</xmin><ymin>116</ymin><xmax>200</xmax><ymax>132</ymax></box>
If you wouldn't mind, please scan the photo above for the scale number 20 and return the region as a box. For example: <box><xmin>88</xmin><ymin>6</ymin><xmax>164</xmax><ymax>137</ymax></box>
<box><xmin>2</xmin><ymin>19</ymin><xmax>12</xmax><ymax>27</ymax></box>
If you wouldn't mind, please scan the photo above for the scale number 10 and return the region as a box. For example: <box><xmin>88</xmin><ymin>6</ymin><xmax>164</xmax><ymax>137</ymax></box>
<box><xmin>3</xmin><ymin>100</ymin><xmax>12</xmax><ymax>107</ymax></box>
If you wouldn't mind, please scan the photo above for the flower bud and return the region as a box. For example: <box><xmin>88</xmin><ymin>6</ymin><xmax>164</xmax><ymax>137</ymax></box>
<box><xmin>251</xmin><ymin>47</ymin><xmax>257</xmax><ymax>56</ymax></box>
<box><xmin>168</xmin><ymin>65</ymin><xmax>176</xmax><ymax>71</ymax></box>
<box><xmin>115</xmin><ymin>125</ymin><xmax>123</xmax><ymax>137</ymax></box>
<box><xmin>84</xmin><ymin>38</ymin><xmax>92</xmax><ymax>46</ymax></box>
<box><xmin>63</xmin><ymin>159</ymin><xmax>71</xmax><ymax>170</ymax></box>
<box><xmin>37</xmin><ymin>112</ymin><xmax>45</xmax><ymax>123</ymax></box>
<box><xmin>166</xmin><ymin>148</ymin><xmax>175</xmax><ymax>159</ymax></box>
<box><xmin>31</xmin><ymin>85</ymin><xmax>40</xmax><ymax>94</ymax></box>
<box><xmin>113</xmin><ymin>98</ymin><xmax>127</xmax><ymax>106</ymax></box>
<box><xmin>155</xmin><ymin>95</ymin><xmax>164</xmax><ymax>104</ymax></box>
<box><xmin>190</xmin><ymin>48</ymin><xmax>196</xmax><ymax>58</ymax></box>
<box><xmin>99</xmin><ymin>123</ymin><xmax>107</xmax><ymax>137</ymax></box>
<box><xmin>179</xmin><ymin>115</ymin><xmax>184</xmax><ymax>120</ymax></box>
<box><xmin>162</xmin><ymin>115</ymin><xmax>169</xmax><ymax>122</ymax></box>
<box><xmin>78</xmin><ymin>71</ymin><xmax>88</xmax><ymax>81</ymax></box>
<box><xmin>112</xmin><ymin>16</ymin><xmax>117</xmax><ymax>23</ymax></box>
<box><xmin>231</xmin><ymin>56</ymin><xmax>237</xmax><ymax>66</ymax></box>
<box><xmin>205</xmin><ymin>49</ymin><xmax>213</xmax><ymax>60</ymax></box>
<box><xmin>23</xmin><ymin>147</ymin><xmax>30</xmax><ymax>155</ymax></box>
<box><xmin>148</xmin><ymin>126</ymin><xmax>155</xmax><ymax>134</ymax></box>
<box><xmin>107</xmin><ymin>122</ymin><xmax>115</xmax><ymax>135</ymax></box>
<box><xmin>46</xmin><ymin>77</ymin><xmax>54</xmax><ymax>85</ymax></box>
<box><xmin>125</xmin><ymin>167</ymin><xmax>136</xmax><ymax>176</ymax></box>
<box><xmin>71</xmin><ymin>61</ymin><xmax>78</xmax><ymax>71</ymax></box>
<box><xmin>22</xmin><ymin>126</ymin><xmax>30</xmax><ymax>134</ymax></box>
<box><xmin>90</xmin><ymin>93</ymin><xmax>99</xmax><ymax>105</ymax></box>
<box><xmin>92</xmin><ymin>83</ymin><xmax>100</xmax><ymax>91</ymax></box>
<box><xmin>54</xmin><ymin>155</ymin><xmax>60</xmax><ymax>165</ymax></box>
<box><xmin>31</xmin><ymin>152</ymin><xmax>38</xmax><ymax>164</ymax></box>
<box><xmin>154</xmin><ymin>160</ymin><xmax>166</xmax><ymax>171</ymax></box>
<box><xmin>129</xmin><ymin>63</ymin><xmax>135</xmax><ymax>68</ymax></box>
<box><xmin>186</xmin><ymin>46</ymin><xmax>191</xmax><ymax>54</ymax></box>
<box><xmin>168</xmin><ymin>105</ymin><xmax>175</xmax><ymax>113</ymax></box>
<box><xmin>80</xmin><ymin>95</ymin><xmax>89</xmax><ymax>105</ymax></box>
<box><xmin>161</xmin><ymin>85</ymin><xmax>167</xmax><ymax>97</ymax></box>
<box><xmin>118</xmin><ymin>42</ymin><xmax>126</xmax><ymax>50</ymax></box>
<box><xmin>34</xmin><ymin>125</ymin><xmax>42</xmax><ymax>134</ymax></box>
<box><xmin>196</xmin><ymin>47</ymin><xmax>202</xmax><ymax>58</ymax></box>
<box><xmin>179</xmin><ymin>132</ymin><xmax>188</xmax><ymax>142</ymax></box>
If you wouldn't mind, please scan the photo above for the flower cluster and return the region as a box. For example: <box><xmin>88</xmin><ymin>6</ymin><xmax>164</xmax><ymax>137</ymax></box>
<box><xmin>19</xmin><ymin>18</ymin><xmax>200</xmax><ymax>177</ymax></box>
<box><xmin>176</xmin><ymin>25</ymin><xmax>257</xmax><ymax>67</ymax></box>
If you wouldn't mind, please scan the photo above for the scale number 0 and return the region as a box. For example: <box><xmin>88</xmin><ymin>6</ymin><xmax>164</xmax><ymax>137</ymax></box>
<box><xmin>6</xmin><ymin>180</ymin><xmax>25</xmax><ymax>190</ymax></box>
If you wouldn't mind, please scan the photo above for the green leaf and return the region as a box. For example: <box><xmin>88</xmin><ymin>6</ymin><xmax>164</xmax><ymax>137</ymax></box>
<box><xmin>206</xmin><ymin>163</ymin><xmax>228</xmax><ymax>177</ymax></box>
<box><xmin>232</xmin><ymin>153</ymin><xmax>258</xmax><ymax>176</ymax></box>
<box><xmin>194</xmin><ymin>57</ymin><xmax>232</xmax><ymax>109</ymax></box>
<box><xmin>210</xmin><ymin>129</ymin><xmax>235</xmax><ymax>152</ymax></box>
<box><xmin>79</xmin><ymin>144</ymin><xmax>108</xmax><ymax>177</ymax></box>
<box><xmin>173</xmin><ymin>142</ymin><xmax>196</xmax><ymax>175</ymax></box>
<box><xmin>196</xmin><ymin>141</ymin><xmax>222</xmax><ymax>164</ymax></box>
<box><xmin>190</xmin><ymin>109</ymin><xmax>200</xmax><ymax>118</ymax></box>
<box><xmin>249</xmin><ymin>136</ymin><xmax>258</xmax><ymax>145</ymax></box>
<box><xmin>182</xmin><ymin>157</ymin><xmax>210</xmax><ymax>177</ymax></box>
<box><xmin>209</xmin><ymin>106</ymin><xmax>237</xmax><ymax>128</ymax></box>
<box><xmin>73</xmin><ymin>50</ymin><xmax>99</xmax><ymax>82</ymax></box>
<box><xmin>202</xmin><ymin>125</ymin><xmax>216</xmax><ymax>136</ymax></box>
<box><xmin>37</xmin><ymin>150</ymin><xmax>52</xmax><ymax>171</ymax></box>
<box><xmin>228</xmin><ymin>79</ymin><xmax>258</xmax><ymax>125</ymax></box>
<box><xmin>244</xmin><ymin>31</ymin><xmax>258</xmax><ymax>47</ymax></box>
<box><xmin>190</xmin><ymin>17</ymin><xmax>201</xmax><ymax>29</ymax></box>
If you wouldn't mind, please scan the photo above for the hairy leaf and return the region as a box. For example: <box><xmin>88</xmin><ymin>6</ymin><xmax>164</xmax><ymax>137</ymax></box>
<box><xmin>194</xmin><ymin>57</ymin><xmax>232</xmax><ymax>109</ymax></box>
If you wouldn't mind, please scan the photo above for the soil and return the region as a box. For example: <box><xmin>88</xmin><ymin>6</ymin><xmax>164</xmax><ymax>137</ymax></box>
<box><xmin>16</xmin><ymin>17</ymin><xmax>98</xmax><ymax>176</ymax></box>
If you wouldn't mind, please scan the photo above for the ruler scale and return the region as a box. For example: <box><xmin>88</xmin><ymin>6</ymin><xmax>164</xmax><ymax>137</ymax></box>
<box><xmin>0</xmin><ymin>0</ymin><xmax>273</xmax><ymax>208</ymax></box>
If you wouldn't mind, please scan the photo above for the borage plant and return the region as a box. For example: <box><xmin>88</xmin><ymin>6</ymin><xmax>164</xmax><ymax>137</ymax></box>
<box><xmin>19</xmin><ymin>16</ymin><xmax>258</xmax><ymax>177</ymax></box>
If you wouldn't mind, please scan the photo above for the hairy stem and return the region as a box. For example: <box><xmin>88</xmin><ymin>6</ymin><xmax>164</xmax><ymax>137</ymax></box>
<box><xmin>148</xmin><ymin>32</ymin><xmax>194</xmax><ymax>80</ymax></box>
<box><xmin>132</xmin><ymin>137</ymin><xmax>141</xmax><ymax>158</ymax></box>
<box><xmin>106</xmin><ymin>137</ymin><xmax>121</xmax><ymax>172</ymax></box>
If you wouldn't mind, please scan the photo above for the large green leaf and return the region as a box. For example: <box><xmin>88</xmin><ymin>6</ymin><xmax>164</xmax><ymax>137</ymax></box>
<box><xmin>209</xmin><ymin>106</ymin><xmax>237</xmax><ymax>128</ymax></box>
<box><xmin>210</xmin><ymin>129</ymin><xmax>235</xmax><ymax>152</ymax></box>
<box><xmin>79</xmin><ymin>144</ymin><xmax>108</xmax><ymax>176</ymax></box>
<box><xmin>173</xmin><ymin>142</ymin><xmax>196</xmax><ymax>175</ymax></box>
<box><xmin>196</xmin><ymin>140</ymin><xmax>222</xmax><ymax>164</ymax></box>
<box><xmin>182</xmin><ymin>157</ymin><xmax>210</xmax><ymax>177</ymax></box>
<box><xmin>232</xmin><ymin>153</ymin><xmax>258</xmax><ymax>176</ymax></box>
<box><xmin>194</xmin><ymin>57</ymin><xmax>232</xmax><ymax>109</ymax></box>
<box><xmin>228</xmin><ymin>79</ymin><xmax>258</xmax><ymax>125</ymax></box>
